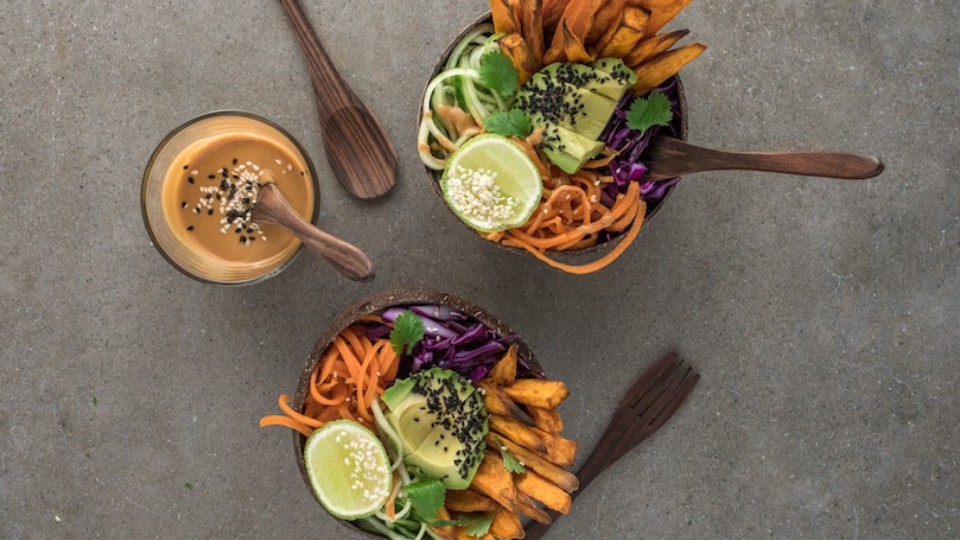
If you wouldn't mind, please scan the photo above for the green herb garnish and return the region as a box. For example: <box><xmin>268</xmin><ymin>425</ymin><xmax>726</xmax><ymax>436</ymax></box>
<box><xmin>390</xmin><ymin>310</ymin><xmax>425</xmax><ymax>356</ymax></box>
<box><xmin>625</xmin><ymin>92</ymin><xmax>673</xmax><ymax>135</ymax></box>
<box><xmin>464</xmin><ymin>512</ymin><xmax>496</xmax><ymax>537</ymax></box>
<box><xmin>478</xmin><ymin>51</ymin><xmax>519</xmax><ymax>96</ymax></box>
<box><xmin>494</xmin><ymin>436</ymin><xmax>526</xmax><ymax>474</ymax></box>
<box><xmin>484</xmin><ymin>109</ymin><xmax>532</xmax><ymax>138</ymax></box>
<box><xmin>404</xmin><ymin>479</ymin><xmax>446</xmax><ymax>522</ymax></box>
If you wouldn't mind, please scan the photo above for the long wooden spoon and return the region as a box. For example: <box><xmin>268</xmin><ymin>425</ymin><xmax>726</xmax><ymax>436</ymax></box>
<box><xmin>277</xmin><ymin>0</ymin><xmax>397</xmax><ymax>199</ymax></box>
<box><xmin>643</xmin><ymin>135</ymin><xmax>884</xmax><ymax>181</ymax></box>
<box><xmin>253</xmin><ymin>183</ymin><xmax>375</xmax><ymax>282</ymax></box>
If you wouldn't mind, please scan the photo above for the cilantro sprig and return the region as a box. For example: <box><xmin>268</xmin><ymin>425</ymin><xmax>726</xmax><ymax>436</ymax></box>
<box><xmin>625</xmin><ymin>92</ymin><xmax>673</xmax><ymax>135</ymax></box>
<box><xmin>404</xmin><ymin>479</ymin><xmax>446</xmax><ymax>522</ymax></box>
<box><xmin>464</xmin><ymin>512</ymin><xmax>496</xmax><ymax>537</ymax></box>
<box><xmin>494</xmin><ymin>436</ymin><xmax>526</xmax><ymax>474</ymax></box>
<box><xmin>390</xmin><ymin>311</ymin><xmax>425</xmax><ymax>356</ymax></box>
<box><xmin>483</xmin><ymin>109</ymin><xmax>532</xmax><ymax>138</ymax></box>
<box><xmin>478</xmin><ymin>51</ymin><xmax>519</xmax><ymax>97</ymax></box>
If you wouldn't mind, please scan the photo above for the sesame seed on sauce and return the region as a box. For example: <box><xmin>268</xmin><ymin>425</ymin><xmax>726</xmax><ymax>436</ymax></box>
<box><xmin>181</xmin><ymin>160</ymin><xmax>271</xmax><ymax>246</ymax></box>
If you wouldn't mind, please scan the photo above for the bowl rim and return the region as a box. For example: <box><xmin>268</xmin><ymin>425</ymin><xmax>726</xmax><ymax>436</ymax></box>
<box><xmin>289</xmin><ymin>288</ymin><xmax>542</xmax><ymax>537</ymax></box>
<box><xmin>419</xmin><ymin>12</ymin><xmax>688</xmax><ymax>262</ymax></box>
<box><xmin>140</xmin><ymin>109</ymin><xmax>321</xmax><ymax>287</ymax></box>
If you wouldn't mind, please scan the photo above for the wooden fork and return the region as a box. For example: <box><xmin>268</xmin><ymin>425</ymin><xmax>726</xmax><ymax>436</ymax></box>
<box><xmin>524</xmin><ymin>351</ymin><xmax>700</xmax><ymax>539</ymax></box>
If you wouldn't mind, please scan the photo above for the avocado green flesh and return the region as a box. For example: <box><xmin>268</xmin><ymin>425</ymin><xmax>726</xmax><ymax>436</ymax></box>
<box><xmin>517</xmin><ymin>59</ymin><xmax>634</xmax><ymax>173</ymax></box>
<box><xmin>384</xmin><ymin>368</ymin><xmax>488</xmax><ymax>489</ymax></box>
<box><xmin>542</xmin><ymin>125</ymin><xmax>605</xmax><ymax>174</ymax></box>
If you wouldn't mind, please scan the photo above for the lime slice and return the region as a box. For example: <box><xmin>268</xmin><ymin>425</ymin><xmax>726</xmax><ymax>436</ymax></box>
<box><xmin>440</xmin><ymin>134</ymin><xmax>542</xmax><ymax>232</ymax></box>
<box><xmin>303</xmin><ymin>420</ymin><xmax>392</xmax><ymax>520</ymax></box>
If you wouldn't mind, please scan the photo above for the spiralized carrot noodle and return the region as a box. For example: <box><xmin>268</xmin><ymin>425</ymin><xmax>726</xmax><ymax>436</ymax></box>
<box><xmin>259</xmin><ymin>323</ymin><xmax>400</xmax><ymax>436</ymax></box>
<box><xmin>488</xmin><ymin>141</ymin><xmax>649</xmax><ymax>274</ymax></box>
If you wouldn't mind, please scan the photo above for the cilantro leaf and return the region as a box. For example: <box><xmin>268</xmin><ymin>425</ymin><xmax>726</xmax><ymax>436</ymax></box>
<box><xmin>390</xmin><ymin>311</ymin><xmax>425</xmax><ymax>356</ymax></box>
<box><xmin>494</xmin><ymin>436</ymin><xmax>526</xmax><ymax>474</ymax></box>
<box><xmin>625</xmin><ymin>92</ymin><xmax>673</xmax><ymax>135</ymax></box>
<box><xmin>464</xmin><ymin>513</ymin><xmax>496</xmax><ymax>537</ymax></box>
<box><xmin>478</xmin><ymin>51</ymin><xmax>519</xmax><ymax>97</ymax></box>
<box><xmin>404</xmin><ymin>479</ymin><xmax>446</xmax><ymax>522</ymax></box>
<box><xmin>484</xmin><ymin>109</ymin><xmax>532</xmax><ymax>138</ymax></box>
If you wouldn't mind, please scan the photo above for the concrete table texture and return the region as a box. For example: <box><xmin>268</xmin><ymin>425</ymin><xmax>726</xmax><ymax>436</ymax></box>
<box><xmin>1</xmin><ymin>0</ymin><xmax>957</xmax><ymax>538</ymax></box>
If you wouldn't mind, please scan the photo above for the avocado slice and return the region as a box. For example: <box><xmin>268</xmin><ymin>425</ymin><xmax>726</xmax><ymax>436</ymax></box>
<box><xmin>384</xmin><ymin>368</ymin><xmax>488</xmax><ymax>489</ymax></box>
<box><xmin>517</xmin><ymin>60</ymin><xmax>636</xmax><ymax>173</ymax></box>
<box><xmin>591</xmin><ymin>57</ymin><xmax>638</xmax><ymax>88</ymax></box>
<box><xmin>542</xmin><ymin>125</ymin><xmax>606</xmax><ymax>174</ymax></box>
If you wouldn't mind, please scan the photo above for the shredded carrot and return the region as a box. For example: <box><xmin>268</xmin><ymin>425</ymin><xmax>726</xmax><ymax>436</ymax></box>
<box><xmin>489</xmin><ymin>143</ymin><xmax>651</xmax><ymax>274</ymax></box>
<box><xmin>260</xmin><ymin>323</ymin><xmax>402</xmax><ymax>436</ymax></box>
<box><xmin>259</xmin><ymin>415</ymin><xmax>314</xmax><ymax>438</ymax></box>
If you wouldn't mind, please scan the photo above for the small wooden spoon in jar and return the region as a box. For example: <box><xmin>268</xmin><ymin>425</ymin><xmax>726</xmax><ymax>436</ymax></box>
<box><xmin>252</xmin><ymin>182</ymin><xmax>375</xmax><ymax>282</ymax></box>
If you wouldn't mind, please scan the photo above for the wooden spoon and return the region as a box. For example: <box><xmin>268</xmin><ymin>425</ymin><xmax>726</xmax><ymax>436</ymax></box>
<box><xmin>643</xmin><ymin>135</ymin><xmax>884</xmax><ymax>181</ymax></box>
<box><xmin>253</xmin><ymin>183</ymin><xmax>375</xmax><ymax>282</ymax></box>
<box><xmin>277</xmin><ymin>0</ymin><xmax>397</xmax><ymax>199</ymax></box>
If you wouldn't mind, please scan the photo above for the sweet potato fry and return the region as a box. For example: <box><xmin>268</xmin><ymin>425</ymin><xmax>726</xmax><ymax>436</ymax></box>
<box><xmin>517</xmin><ymin>470</ymin><xmax>572</xmax><ymax>514</ymax></box>
<box><xmin>502</xmin><ymin>379</ymin><xmax>569</xmax><ymax>409</ymax></box>
<box><xmin>491</xmin><ymin>507</ymin><xmax>527</xmax><ymax>539</ymax></box>
<box><xmin>471</xmin><ymin>451</ymin><xmax>518</xmax><ymax>512</ymax></box>
<box><xmin>526</xmin><ymin>405</ymin><xmax>564</xmax><ymax>433</ymax></box>
<box><xmin>446</xmin><ymin>490</ymin><xmax>500</xmax><ymax>513</ymax></box>
<box><xmin>480</xmin><ymin>381</ymin><xmax>532</xmax><ymax>424</ymax></box>
<box><xmin>490</xmin><ymin>414</ymin><xmax>547</xmax><ymax>454</ymax></box>
<box><xmin>455</xmin><ymin>528</ymin><xmax>493</xmax><ymax>540</ymax></box>
<box><xmin>431</xmin><ymin>507</ymin><xmax>458</xmax><ymax>540</ymax></box>
<box><xmin>561</xmin><ymin>19</ymin><xmax>596</xmax><ymax>63</ymax></box>
<box><xmin>587</xmin><ymin>0</ymin><xmax>628</xmax><ymax>45</ymax></box>
<box><xmin>487</xmin><ymin>433</ymin><xmax>579</xmax><ymax>492</ymax></box>
<box><xmin>489</xmin><ymin>345</ymin><xmax>518</xmax><ymax>386</ymax></box>
<box><xmin>490</xmin><ymin>414</ymin><xmax>577</xmax><ymax>466</ymax></box>
<box><xmin>597</xmin><ymin>20</ymin><xmax>646</xmax><ymax>58</ymax></box>
<box><xmin>520</xmin><ymin>0</ymin><xmax>545</xmax><ymax>66</ymax></box>
<box><xmin>516</xmin><ymin>491</ymin><xmax>553</xmax><ymax>525</ymax></box>
<box><xmin>499</xmin><ymin>32</ymin><xmax>537</xmax><ymax>85</ymax></box>
<box><xmin>490</xmin><ymin>0</ymin><xmax>521</xmax><ymax>35</ymax></box>
<box><xmin>633</xmin><ymin>42</ymin><xmax>706</xmax><ymax>95</ymax></box>
<box><xmin>625</xmin><ymin>29</ymin><xmax>689</xmax><ymax>68</ymax></box>
<box><xmin>544</xmin><ymin>0</ymin><xmax>605</xmax><ymax>64</ymax></box>
<box><xmin>628</xmin><ymin>0</ymin><xmax>692</xmax><ymax>37</ymax></box>
<box><xmin>542</xmin><ymin>0</ymin><xmax>572</xmax><ymax>29</ymax></box>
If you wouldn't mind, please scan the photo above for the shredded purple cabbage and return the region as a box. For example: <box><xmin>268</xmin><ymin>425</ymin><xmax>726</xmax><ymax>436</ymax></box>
<box><xmin>367</xmin><ymin>305</ymin><xmax>545</xmax><ymax>384</ymax></box>
<box><xmin>594</xmin><ymin>77</ymin><xmax>683</xmax><ymax>242</ymax></box>
<box><xmin>600</xmin><ymin>78</ymin><xmax>683</xmax><ymax>202</ymax></box>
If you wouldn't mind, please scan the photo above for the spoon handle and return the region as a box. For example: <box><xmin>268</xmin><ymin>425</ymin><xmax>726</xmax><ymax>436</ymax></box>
<box><xmin>258</xmin><ymin>185</ymin><xmax>375</xmax><ymax>282</ymax></box>
<box><xmin>277</xmin><ymin>0</ymin><xmax>355</xmax><ymax>115</ymax></box>
<box><xmin>646</xmin><ymin>136</ymin><xmax>885</xmax><ymax>181</ymax></box>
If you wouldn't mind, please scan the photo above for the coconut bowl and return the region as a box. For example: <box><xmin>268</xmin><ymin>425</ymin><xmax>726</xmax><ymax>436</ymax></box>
<box><xmin>290</xmin><ymin>288</ymin><xmax>543</xmax><ymax>537</ymax></box>
<box><xmin>420</xmin><ymin>13</ymin><xmax>688</xmax><ymax>264</ymax></box>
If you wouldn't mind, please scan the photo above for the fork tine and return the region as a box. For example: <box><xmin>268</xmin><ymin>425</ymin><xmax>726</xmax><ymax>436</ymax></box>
<box><xmin>642</xmin><ymin>366</ymin><xmax>700</xmax><ymax>433</ymax></box>
<box><xmin>620</xmin><ymin>351</ymin><xmax>679</xmax><ymax>411</ymax></box>
<box><xmin>628</xmin><ymin>357</ymin><xmax>685</xmax><ymax>414</ymax></box>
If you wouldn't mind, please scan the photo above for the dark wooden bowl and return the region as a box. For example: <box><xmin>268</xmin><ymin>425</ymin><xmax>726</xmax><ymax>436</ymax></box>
<box><xmin>419</xmin><ymin>13</ymin><xmax>688</xmax><ymax>263</ymax></box>
<box><xmin>290</xmin><ymin>288</ymin><xmax>542</xmax><ymax>537</ymax></box>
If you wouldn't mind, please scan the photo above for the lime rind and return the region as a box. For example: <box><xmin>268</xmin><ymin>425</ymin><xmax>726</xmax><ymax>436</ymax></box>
<box><xmin>440</xmin><ymin>134</ymin><xmax>542</xmax><ymax>233</ymax></box>
<box><xmin>303</xmin><ymin>420</ymin><xmax>392</xmax><ymax>521</ymax></box>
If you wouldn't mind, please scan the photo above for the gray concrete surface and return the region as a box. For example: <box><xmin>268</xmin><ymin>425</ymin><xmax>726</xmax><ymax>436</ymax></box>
<box><xmin>1</xmin><ymin>1</ymin><xmax>958</xmax><ymax>538</ymax></box>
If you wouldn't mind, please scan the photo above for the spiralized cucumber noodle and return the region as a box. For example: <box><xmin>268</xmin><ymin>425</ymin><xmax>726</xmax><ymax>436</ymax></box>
<box><xmin>418</xmin><ymin>25</ymin><xmax>509</xmax><ymax>171</ymax></box>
